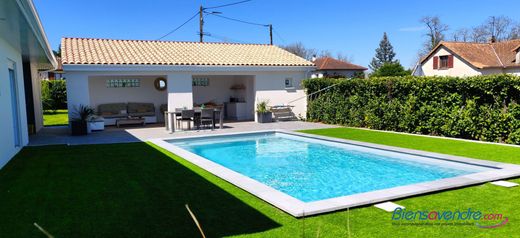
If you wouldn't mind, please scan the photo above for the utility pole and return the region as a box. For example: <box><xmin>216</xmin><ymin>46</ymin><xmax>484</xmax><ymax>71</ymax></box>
<box><xmin>269</xmin><ymin>24</ymin><xmax>273</xmax><ymax>45</ymax></box>
<box><xmin>199</xmin><ymin>5</ymin><xmax>204</xmax><ymax>42</ymax></box>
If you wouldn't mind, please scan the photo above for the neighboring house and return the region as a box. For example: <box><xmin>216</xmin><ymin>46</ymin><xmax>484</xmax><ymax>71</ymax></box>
<box><xmin>311</xmin><ymin>57</ymin><xmax>367</xmax><ymax>78</ymax></box>
<box><xmin>414</xmin><ymin>39</ymin><xmax>520</xmax><ymax>76</ymax></box>
<box><xmin>62</xmin><ymin>38</ymin><xmax>315</xmax><ymax>123</ymax></box>
<box><xmin>39</xmin><ymin>56</ymin><xmax>64</xmax><ymax>80</ymax></box>
<box><xmin>0</xmin><ymin>0</ymin><xmax>57</xmax><ymax>168</ymax></box>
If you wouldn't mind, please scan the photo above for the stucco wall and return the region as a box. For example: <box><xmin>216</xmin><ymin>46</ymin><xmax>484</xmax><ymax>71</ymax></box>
<box><xmin>88</xmin><ymin>76</ymin><xmax>167</xmax><ymax>119</ymax></box>
<box><xmin>254</xmin><ymin>71</ymin><xmax>307</xmax><ymax>119</ymax></box>
<box><xmin>0</xmin><ymin>38</ymin><xmax>29</xmax><ymax>168</ymax></box>
<box><xmin>421</xmin><ymin>47</ymin><xmax>482</xmax><ymax>77</ymax></box>
<box><xmin>65</xmin><ymin>68</ymin><xmax>309</xmax><ymax>124</ymax></box>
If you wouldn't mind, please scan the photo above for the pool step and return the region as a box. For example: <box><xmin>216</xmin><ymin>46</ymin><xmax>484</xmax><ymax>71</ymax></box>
<box><xmin>374</xmin><ymin>202</ymin><xmax>404</xmax><ymax>212</ymax></box>
<box><xmin>490</xmin><ymin>180</ymin><xmax>519</xmax><ymax>188</ymax></box>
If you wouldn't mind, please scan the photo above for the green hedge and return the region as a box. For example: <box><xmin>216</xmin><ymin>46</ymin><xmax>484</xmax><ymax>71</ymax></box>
<box><xmin>42</xmin><ymin>79</ymin><xmax>67</xmax><ymax>112</ymax></box>
<box><xmin>303</xmin><ymin>75</ymin><xmax>520</xmax><ymax>144</ymax></box>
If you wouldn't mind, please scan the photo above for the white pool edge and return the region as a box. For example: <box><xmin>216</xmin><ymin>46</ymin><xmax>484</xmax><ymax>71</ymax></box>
<box><xmin>149</xmin><ymin>129</ymin><xmax>520</xmax><ymax>217</ymax></box>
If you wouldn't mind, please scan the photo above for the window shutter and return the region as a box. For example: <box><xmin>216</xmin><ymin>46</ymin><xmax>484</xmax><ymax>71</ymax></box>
<box><xmin>433</xmin><ymin>56</ymin><xmax>439</xmax><ymax>69</ymax></box>
<box><xmin>448</xmin><ymin>55</ymin><xmax>454</xmax><ymax>68</ymax></box>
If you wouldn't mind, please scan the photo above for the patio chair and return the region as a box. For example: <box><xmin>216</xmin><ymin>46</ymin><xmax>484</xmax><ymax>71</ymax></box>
<box><xmin>179</xmin><ymin>109</ymin><xmax>194</xmax><ymax>130</ymax></box>
<box><xmin>175</xmin><ymin>108</ymin><xmax>184</xmax><ymax>128</ymax></box>
<box><xmin>199</xmin><ymin>108</ymin><xmax>215</xmax><ymax>130</ymax></box>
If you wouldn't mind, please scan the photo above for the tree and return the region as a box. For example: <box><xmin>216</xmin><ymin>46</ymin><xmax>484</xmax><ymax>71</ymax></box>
<box><xmin>420</xmin><ymin>16</ymin><xmax>449</xmax><ymax>54</ymax></box>
<box><xmin>510</xmin><ymin>23</ymin><xmax>520</xmax><ymax>40</ymax></box>
<box><xmin>452</xmin><ymin>28</ymin><xmax>471</xmax><ymax>42</ymax></box>
<box><xmin>281</xmin><ymin>42</ymin><xmax>317</xmax><ymax>60</ymax></box>
<box><xmin>369</xmin><ymin>32</ymin><xmax>396</xmax><ymax>71</ymax></box>
<box><xmin>370</xmin><ymin>62</ymin><xmax>410</xmax><ymax>77</ymax></box>
<box><xmin>483</xmin><ymin>16</ymin><xmax>512</xmax><ymax>41</ymax></box>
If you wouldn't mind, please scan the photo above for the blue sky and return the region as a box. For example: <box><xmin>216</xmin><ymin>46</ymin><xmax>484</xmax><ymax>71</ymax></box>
<box><xmin>34</xmin><ymin>0</ymin><xmax>519</xmax><ymax>68</ymax></box>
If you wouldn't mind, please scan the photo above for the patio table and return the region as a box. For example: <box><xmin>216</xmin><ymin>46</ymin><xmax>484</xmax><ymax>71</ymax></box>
<box><xmin>164</xmin><ymin>108</ymin><xmax>223</xmax><ymax>133</ymax></box>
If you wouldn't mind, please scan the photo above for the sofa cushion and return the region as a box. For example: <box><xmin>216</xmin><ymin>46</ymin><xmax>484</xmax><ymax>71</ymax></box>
<box><xmin>98</xmin><ymin>103</ymin><xmax>127</xmax><ymax>116</ymax></box>
<box><xmin>128</xmin><ymin>102</ymin><xmax>155</xmax><ymax>114</ymax></box>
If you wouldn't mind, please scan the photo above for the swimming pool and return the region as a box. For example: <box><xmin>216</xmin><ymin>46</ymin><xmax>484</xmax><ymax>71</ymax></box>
<box><xmin>151</xmin><ymin>130</ymin><xmax>520</xmax><ymax>217</ymax></box>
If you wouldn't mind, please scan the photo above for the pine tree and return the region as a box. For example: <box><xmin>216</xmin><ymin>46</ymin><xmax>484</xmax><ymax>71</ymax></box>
<box><xmin>369</xmin><ymin>32</ymin><xmax>396</xmax><ymax>71</ymax></box>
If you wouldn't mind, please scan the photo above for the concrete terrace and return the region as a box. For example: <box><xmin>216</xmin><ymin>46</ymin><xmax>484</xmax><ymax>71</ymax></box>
<box><xmin>29</xmin><ymin>121</ymin><xmax>336</xmax><ymax>146</ymax></box>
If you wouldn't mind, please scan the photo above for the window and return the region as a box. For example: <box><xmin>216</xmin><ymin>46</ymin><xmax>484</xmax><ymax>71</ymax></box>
<box><xmin>193</xmin><ymin>77</ymin><xmax>209</xmax><ymax>87</ymax></box>
<box><xmin>106</xmin><ymin>79</ymin><xmax>140</xmax><ymax>88</ymax></box>
<box><xmin>439</xmin><ymin>56</ymin><xmax>449</xmax><ymax>69</ymax></box>
<box><xmin>285</xmin><ymin>78</ymin><xmax>294</xmax><ymax>88</ymax></box>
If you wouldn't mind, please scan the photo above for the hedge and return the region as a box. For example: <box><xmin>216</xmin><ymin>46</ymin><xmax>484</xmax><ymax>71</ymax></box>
<box><xmin>42</xmin><ymin>79</ymin><xmax>67</xmax><ymax>112</ymax></box>
<box><xmin>303</xmin><ymin>75</ymin><xmax>520</xmax><ymax>144</ymax></box>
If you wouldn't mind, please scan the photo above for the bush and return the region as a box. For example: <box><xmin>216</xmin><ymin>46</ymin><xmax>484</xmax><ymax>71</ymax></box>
<box><xmin>42</xmin><ymin>79</ymin><xmax>67</xmax><ymax>112</ymax></box>
<box><xmin>303</xmin><ymin>75</ymin><xmax>520</xmax><ymax>144</ymax></box>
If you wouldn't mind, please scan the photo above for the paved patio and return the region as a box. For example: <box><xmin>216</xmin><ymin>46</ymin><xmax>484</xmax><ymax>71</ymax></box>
<box><xmin>29</xmin><ymin>121</ymin><xmax>336</xmax><ymax>146</ymax></box>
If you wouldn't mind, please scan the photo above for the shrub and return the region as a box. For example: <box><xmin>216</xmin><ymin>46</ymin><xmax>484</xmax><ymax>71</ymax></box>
<box><xmin>303</xmin><ymin>75</ymin><xmax>520</xmax><ymax>145</ymax></box>
<box><xmin>42</xmin><ymin>79</ymin><xmax>67</xmax><ymax>112</ymax></box>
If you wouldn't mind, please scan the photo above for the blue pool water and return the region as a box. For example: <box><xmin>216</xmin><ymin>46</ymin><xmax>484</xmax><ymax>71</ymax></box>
<box><xmin>171</xmin><ymin>132</ymin><xmax>489</xmax><ymax>202</ymax></box>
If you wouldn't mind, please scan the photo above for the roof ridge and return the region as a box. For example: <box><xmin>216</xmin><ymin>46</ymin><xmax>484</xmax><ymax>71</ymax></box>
<box><xmin>61</xmin><ymin>37</ymin><xmax>273</xmax><ymax>46</ymax></box>
<box><xmin>490</xmin><ymin>44</ymin><xmax>505</xmax><ymax>68</ymax></box>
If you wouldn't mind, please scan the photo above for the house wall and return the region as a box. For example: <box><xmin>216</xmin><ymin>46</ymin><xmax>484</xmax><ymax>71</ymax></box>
<box><xmin>65</xmin><ymin>67</ymin><xmax>310</xmax><ymax>123</ymax></box>
<box><xmin>29</xmin><ymin>62</ymin><xmax>44</xmax><ymax>131</ymax></box>
<box><xmin>505</xmin><ymin>68</ymin><xmax>520</xmax><ymax>76</ymax></box>
<box><xmin>254</xmin><ymin>71</ymin><xmax>307</xmax><ymax>119</ymax></box>
<box><xmin>88</xmin><ymin>76</ymin><xmax>168</xmax><ymax>120</ymax></box>
<box><xmin>311</xmin><ymin>70</ymin><xmax>363</xmax><ymax>78</ymax></box>
<box><xmin>421</xmin><ymin>47</ymin><xmax>482</xmax><ymax>77</ymax></box>
<box><xmin>0</xmin><ymin>37</ymin><xmax>29</xmax><ymax>168</ymax></box>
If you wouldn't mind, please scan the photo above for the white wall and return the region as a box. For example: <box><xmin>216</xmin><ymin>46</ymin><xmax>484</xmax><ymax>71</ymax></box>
<box><xmin>88</xmin><ymin>76</ymin><xmax>167</xmax><ymax>118</ymax></box>
<box><xmin>167</xmin><ymin>73</ymin><xmax>193</xmax><ymax>111</ymax></box>
<box><xmin>29</xmin><ymin>62</ymin><xmax>44</xmax><ymax>131</ymax></box>
<box><xmin>421</xmin><ymin>47</ymin><xmax>482</xmax><ymax>77</ymax></box>
<box><xmin>254</xmin><ymin>71</ymin><xmax>307</xmax><ymax>120</ymax></box>
<box><xmin>0</xmin><ymin>38</ymin><xmax>29</xmax><ymax>168</ymax></box>
<box><xmin>66</xmin><ymin>72</ymin><xmax>90</xmax><ymax>120</ymax></box>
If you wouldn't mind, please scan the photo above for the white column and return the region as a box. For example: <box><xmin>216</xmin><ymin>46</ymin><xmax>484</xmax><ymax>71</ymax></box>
<box><xmin>66</xmin><ymin>73</ymin><xmax>91</xmax><ymax>121</ymax></box>
<box><xmin>167</xmin><ymin>73</ymin><xmax>193</xmax><ymax>111</ymax></box>
<box><xmin>166</xmin><ymin>73</ymin><xmax>193</xmax><ymax>132</ymax></box>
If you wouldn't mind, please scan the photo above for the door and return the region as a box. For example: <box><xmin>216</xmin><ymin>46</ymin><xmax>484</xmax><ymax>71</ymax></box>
<box><xmin>8</xmin><ymin>68</ymin><xmax>21</xmax><ymax>147</ymax></box>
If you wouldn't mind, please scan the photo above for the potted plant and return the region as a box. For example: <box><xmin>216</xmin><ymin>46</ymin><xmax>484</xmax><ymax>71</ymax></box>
<box><xmin>70</xmin><ymin>104</ymin><xmax>95</xmax><ymax>136</ymax></box>
<box><xmin>256</xmin><ymin>100</ymin><xmax>272</xmax><ymax>123</ymax></box>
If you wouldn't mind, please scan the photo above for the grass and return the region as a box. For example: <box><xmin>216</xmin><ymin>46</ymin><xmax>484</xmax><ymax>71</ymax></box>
<box><xmin>0</xmin><ymin>127</ymin><xmax>519</xmax><ymax>237</ymax></box>
<box><xmin>43</xmin><ymin>109</ymin><xmax>68</xmax><ymax>127</ymax></box>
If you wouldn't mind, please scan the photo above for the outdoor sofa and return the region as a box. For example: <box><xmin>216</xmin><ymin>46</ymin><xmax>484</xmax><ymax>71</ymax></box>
<box><xmin>97</xmin><ymin>102</ymin><xmax>158</xmax><ymax>126</ymax></box>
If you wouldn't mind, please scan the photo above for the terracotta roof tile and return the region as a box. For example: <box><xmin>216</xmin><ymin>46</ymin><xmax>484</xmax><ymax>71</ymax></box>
<box><xmin>61</xmin><ymin>37</ymin><xmax>314</xmax><ymax>67</ymax></box>
<box><xmin>314</xmin><ymin>57</ymin><xmax>367</xmax><ymax>70</ymax></box>
<box><xmin>421</xmin><ymin>39</ymin><xmax>520</xmax><ymax>69</ymax></box>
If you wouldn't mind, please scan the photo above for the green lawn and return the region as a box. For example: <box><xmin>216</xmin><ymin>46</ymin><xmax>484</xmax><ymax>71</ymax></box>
<box><xmin>43</xmin><ymin>109</ymin><xmax>68</xmax><ymax>127</ymax></box>
<box><xmin>0</xmin><ymin>128</ymin><xmax>519</xmax><ymax>237</ymax></box>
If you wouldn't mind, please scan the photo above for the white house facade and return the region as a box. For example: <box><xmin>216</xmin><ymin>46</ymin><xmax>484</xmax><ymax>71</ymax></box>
<box><xmin>414</xmin><ymin>40</ymin><xmax>520</xmax><ymax>77</ymax></box>
<box><xmin>0</xmin><ymin>0</ymin><xmax>57</xmax><ymax>168</ymax></box>
<box><xmin>62</xmin><ymin>38</ymin><xmax>315</xmax><ymax>124</ymax></box>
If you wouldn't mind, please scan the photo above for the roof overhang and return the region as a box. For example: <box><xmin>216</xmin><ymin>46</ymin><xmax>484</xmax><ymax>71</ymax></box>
<box><xmin>0</xmin><ymin>0</ymin><xmax>57</xmax><ymax>70</ymax></box>
<box><xmin>62</xmin><ymin>64</ymin><xmax>316</xmax><ymax>73</ymax></box>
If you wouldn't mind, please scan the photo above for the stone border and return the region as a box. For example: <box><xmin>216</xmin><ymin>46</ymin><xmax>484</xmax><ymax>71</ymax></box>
<box><xmin>149</xmin><ymin>130</ymin><xmax>520</xmax><ymax>217</ymax></box>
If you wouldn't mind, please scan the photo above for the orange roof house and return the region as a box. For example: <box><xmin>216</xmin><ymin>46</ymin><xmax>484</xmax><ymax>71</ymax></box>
<box><xmin>311</xmin><ymin>57</ymin><xmax>367</xmax><ymax>79</ymax></box>
<box><xmin>413</xmin><ymin>39</ymin><xmax>520</xmax><ymax>77</ymax></box>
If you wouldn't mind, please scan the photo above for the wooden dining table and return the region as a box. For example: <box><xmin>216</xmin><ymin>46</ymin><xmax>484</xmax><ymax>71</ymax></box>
<box><xmin>164</xmin><ymin>108</ymin><xmax>223</xmax><ymax>133</ymax></box>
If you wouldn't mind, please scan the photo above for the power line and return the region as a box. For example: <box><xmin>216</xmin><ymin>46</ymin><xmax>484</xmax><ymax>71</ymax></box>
<box><xmin>157</xmin><ymin>11</ymin><xmax>199</xmax><ymax>40</ymax></box>
<box><xmin>205</xmin><ymin>12</ymin><xmax>269</xmax><ymax>27</ymax></box>
<box><xmin>272</xmin><ymin>27</ymin><xmax>286</xmax><ymax>44</ymax></box>
<box><xmin>205</xmin><ymin>0</ymin><xmax>252</xmax><ymax>10</ymax></box>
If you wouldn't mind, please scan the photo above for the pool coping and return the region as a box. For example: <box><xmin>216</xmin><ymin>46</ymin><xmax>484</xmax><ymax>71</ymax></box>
<box><xmin>148</xmin><ymin>129</ymin><xmax>520</xmax><ymax>217</ymax></box>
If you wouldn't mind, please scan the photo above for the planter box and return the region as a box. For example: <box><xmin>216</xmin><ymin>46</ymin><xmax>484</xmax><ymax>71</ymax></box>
<box><xmin>70</xmin><ymin>120</ymin><xmax>88</xmax><ymax>136</ymax></box>
<box><xmin>257</xmin><ymin>112</ymin><xmax>273</xmax><ymax>123</ymax></box>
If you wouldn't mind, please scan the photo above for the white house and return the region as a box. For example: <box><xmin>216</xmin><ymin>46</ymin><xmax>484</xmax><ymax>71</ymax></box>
<box><xmin>414</xmin><ymin>40</ymin><xmax>520</xmax><ymax>76</ymax></box>
<box><xmin>0</xmin><ymin>0</ymin><xmax>57</xmax><ymax>168</ymax></box>
<box><xmin>311</xmin><ymin>57</ymin><xmax>367</xmax><ymax>79</ymax></box>
<box><xmin>62</xmin><ymin>38</ymin><xmax>315</xmax><ymax>124</ymax></box>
